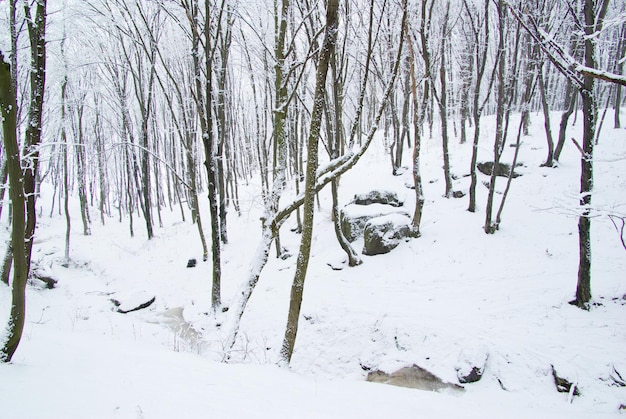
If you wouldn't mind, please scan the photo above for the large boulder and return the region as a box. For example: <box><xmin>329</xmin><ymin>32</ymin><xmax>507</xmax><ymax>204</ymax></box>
<box><xmin>340</xmin><ymin>203</ymin><xmax>409</xmax><ymax>242</ymax></box>
<box><xmin>477</xmin><ymin>161</ymin><xmax>522</xmax><ymax>178</ymax></box>
<box><xmin>362</xmin><ymin>214</ymin><xmax>412</xmax><ymax>256</ymax></box>
<box><xmin>352</xmin><ymin>189</ymin><xmax>404</xmax><ymax>207</ymax></box>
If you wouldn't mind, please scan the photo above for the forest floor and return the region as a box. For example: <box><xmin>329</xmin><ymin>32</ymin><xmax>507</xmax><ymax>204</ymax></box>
<box><xmin>1</xmin><ymin>111</ymin><xmax>625</xmax><ymax>418</ymax></box>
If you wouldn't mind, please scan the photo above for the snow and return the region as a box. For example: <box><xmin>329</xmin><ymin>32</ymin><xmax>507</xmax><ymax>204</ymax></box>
<box><xmin>1</xmin><ymin>110</ymin><xmax>626</xmax><ymax>417</ymax></box>
<box><xmin>341</xmin><ymin>202</ymin><xmax>409</xmax><ymax>219</ymax></box>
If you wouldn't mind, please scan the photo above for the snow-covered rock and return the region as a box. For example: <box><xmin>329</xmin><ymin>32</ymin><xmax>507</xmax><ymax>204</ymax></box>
<box><xmin>351</xmin><ymin>189</ymin><xmax>404</xmax><ymax>207</ymax></box>
<box><xmin>477</xmin><ymin>161</ymin><xmax>523</xmax><ymax>178</ymax></box>
<box><xmin>362</xmin><ymin>214</ymin><xmax>412</xmax><ymax>256</ymax></box>
<box><xmin>455</xmin><ymin>346</ymin><xmax>489</xmax><ymax>384</ymax></box>
<box><xmin>340</xmin><ymin>203</ymin><xmax>409</xmax><ymax>242</ymax></box>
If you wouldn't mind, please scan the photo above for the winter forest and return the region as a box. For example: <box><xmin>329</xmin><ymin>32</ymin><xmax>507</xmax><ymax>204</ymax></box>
<box><xmin>1</xmin><ymin>0</ymin><xmax>625</xmax><ymax>417</ymax></box>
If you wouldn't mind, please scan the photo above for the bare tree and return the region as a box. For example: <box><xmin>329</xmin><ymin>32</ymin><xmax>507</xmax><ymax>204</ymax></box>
<box><xmin>1</xmin><ymin>0</ymin><xmax>48</xmax><ymax>359</ymax></box>
<box><xmin>0</xmin><ymin>52</ymin><xmax>28</xmax><ymax>362</ymax></box>
<box><xmin>464</xmin><ymin>0</ymin><xmax>497</xmax><ymax>213</ymax></box>
<box><xmin>510</xmin><ymin>0</ymin><xmax>619</xmax><ymax>308</ymax></box>
<box><xmin>280</xmin><ymin>0</ymin><xmax>339</xmax><ymax>364</ymax></box>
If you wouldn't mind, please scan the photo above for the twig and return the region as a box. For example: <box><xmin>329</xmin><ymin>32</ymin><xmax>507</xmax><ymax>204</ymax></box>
<box><xmin>608</xmin><ymin>214</ymin><xmax>626</xmax><ymax>250</ymax></box>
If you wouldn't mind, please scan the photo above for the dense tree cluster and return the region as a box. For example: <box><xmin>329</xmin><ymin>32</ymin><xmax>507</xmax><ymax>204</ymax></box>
<box><xmin>1</xmin><ymin>0</ymin><xmax>624</xmax><ymax>362</ymax></box>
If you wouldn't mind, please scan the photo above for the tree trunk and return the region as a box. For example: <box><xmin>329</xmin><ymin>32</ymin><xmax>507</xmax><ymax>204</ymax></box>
<box><xmin>438</xmin><ymin>1</ymin><xmax>453</xmax><ymax>198</ymax></box>
<box><xmin>465</xmin><ymin>0</ymin><xmax>493</xmax><ymax>213</ymax></box>
<box><xmin>484</xmin><ymin>0</ymin><xmax>506</xmax><ymax>234</ymax></box>
<box><xmin>0</xmin><ymin>52</ymin><xmax>29</xmax><ymax>362</ymax></box>
<box><xmin>61</xmin><ymin>67</ymin><xmax>71</xmax><ymax>264</ymax></box>
<box><xmin>22</xmin><ymin>0</ymin><xmax>47</xmax><ymax>275</ymax></box>
<box><xmin>614</xmin><ymin>24</ymin><xmax>625</xmax><ymax>128</ymax></box>
<box><xmin>555</xmin><ymin>80</ymin><xmax>576</xmax><ymax>161</ymax></box>
<box><xmin>280</xmin><ymin>0</ymin><xmax>339</xmax><ymax>364</ymax></box>
<box><xmin>538</xmin><ymin>64</ymin><xmax>555</xmax><ymax>167</ymax></box>
<box><xmin>75</xmin><ymin>102</ymin><xmax>91</xmax><ymax>235</ymax></box>
<box><xmin>572</xmin><ymin>0</ymin><xmax>599</xmax><ymax>308</ymax></box>
<box><xmin>407</xmin><ymin>21</ymin><xmax>424</xmax><ymax>235</ymax></box>
<box><xmin>204</xmin><ymin>1</ymin><xmax>222</xmax><ymax>311</ymax></box>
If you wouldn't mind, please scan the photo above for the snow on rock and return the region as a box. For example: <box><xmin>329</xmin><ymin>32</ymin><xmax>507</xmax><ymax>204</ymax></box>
<box><xmin>476</xmin><ymin>161</ymin><xmax>523</xmax><ymax>178</ymax></box>
<box><xmin>455</xmin><ymin>345</ymin><xmax>489</xmax><ymax>384</ymax></box>
<box><xmin>362</xmin><ymin>213</ymin><xmax>412</xmax><ymax>255</ymax></box>
<box><xmin>340</xmin><ymin>203</ymin><xmax>409</xmax><ymax>242</ymax></box>
<box><xmin>351</xmin><ymin>189</ymin><xmax>405</xmax><ymax>207</ymax></box>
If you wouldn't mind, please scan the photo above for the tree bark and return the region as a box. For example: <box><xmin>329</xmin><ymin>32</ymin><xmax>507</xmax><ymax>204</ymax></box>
<box><xmin>0</xmin><ymin>52</ymin><xmax>28</xmax><ymax>362</ymax></box>
<box><xmin>22</xmin><ymin>0</ymin><xmax>47</xmax><ymax>276</ymax></box>
<box><xmin>555</xmin><ymin>80</ymin><xmax>576</xmax><ymax>161</ymax></box>
<box><xmin>538</xmin><ymin>64</ymin><xmax>555</xmax><ymax>167</ymax></box>
<box><xmin>438</xmin><ymin>1</ymin><xmax>453</xmax><ymax>198</ymax></box>
<box><xmin>572</xmin><ymin>0</ymin><xmax>599</xmax><ymax>308</ymax></box>
<box><xmin>407</xmin><ymin>20</ymin><xmax>425</xmax><ymax>235</ymax></box>
<box><xmin>280</xmin><ymin>0</ymin><xmax>339</xmax><ymax>364</ymax></box>
<box><xmin>484</xmin><ymin>0</ymin><xmax>506</xmax><ymax>234</ymax></box>
<box><xmin>465</xmin><ymin>0</ymin><xmax>494</xmax><ymax>213</ymax></box>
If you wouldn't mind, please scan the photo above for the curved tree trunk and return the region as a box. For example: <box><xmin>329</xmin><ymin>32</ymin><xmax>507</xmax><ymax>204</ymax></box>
<box><xmin>280</xmin><ymin>0</ymin><xmax>339</xmax><ymax>364</ymax></box>
<box><xmin>0</xmin><ymin>53</ymin><xmax>28</xmax><ymax>362</ymax></box>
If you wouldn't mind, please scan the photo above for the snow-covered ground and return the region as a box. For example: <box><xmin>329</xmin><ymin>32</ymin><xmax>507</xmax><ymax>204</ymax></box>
<box><xmin>1</xmin><ymin>112</ymin><xmax>625</xmax><ymax>418</ymax></box>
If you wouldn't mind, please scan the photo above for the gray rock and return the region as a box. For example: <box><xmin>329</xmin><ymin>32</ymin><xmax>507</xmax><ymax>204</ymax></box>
<box><xmin>455</xmin><ymin>346</ymin><xmax>489</xmax><ymax>384</ymax></box>
<box><xmin>340</xmin><ymin>204</ymin><xmax>409</xmax><ymax>242</ymax></box>
<box><xmin>477</xmin><ymin>161</ymin><xmax>522</xmax><ymax>178</ymax></box>
<box><xmin>362</xmin><ymin>214</ymin><xmax>412</xmax><ymax>256</ymax></box>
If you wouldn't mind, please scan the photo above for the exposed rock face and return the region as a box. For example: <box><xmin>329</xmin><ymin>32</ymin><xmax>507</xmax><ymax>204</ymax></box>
<box><xmin>340</xmin><ymin>203</ymin><xmax>409</xmax><ymax>242</ymax></box>
<box><xmin>352</xmin><ymin>190</ymin><xmax>404</xmax><ymax>207</ymax></box>
<box><xmin>477</xmin><ymin>161</ymin><xmax>522</xmax><ymax>178</ymax></box>
<box><xmin>362</xmin><ymin>214</ymin><xmax>412</xmax><ymax>255</ymax></box>
<box><xmin>367</xmin><ymin>364</ymin><xmax>464</xmax><ymax>393</ymax></box>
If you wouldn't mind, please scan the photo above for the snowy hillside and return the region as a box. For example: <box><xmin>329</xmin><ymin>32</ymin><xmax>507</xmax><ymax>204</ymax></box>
<box><xmin>1</xmin><ymin>110</ymin><xmax>625</xmax><ymax>418</ymax></box>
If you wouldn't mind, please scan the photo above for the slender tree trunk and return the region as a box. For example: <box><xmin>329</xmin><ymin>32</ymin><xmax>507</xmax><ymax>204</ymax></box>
<box><xmin>216</xmin><ymin>15</ymin><xmax>233</xmax><ymax>245</ymax></box>
<box><xmin>438</xmin><ymin>1</ymin><xmax>453</xmax><ymax>198</ymax></box>
<box><xmin>280</xmin><ymin>0</ymin><xmax>339</xmax><ymax>364</ymax></box>
<box><xmin>555</xmin><ymin>80</ymin><xmax>576</xmax><ymax>162</ymax></box>
<box><xmin>572</xmin><ymin>0</ymin><xmax>599</xmax><ymax>308</ymax></box>
<box><xmin>61</xmin><ymin>68</ymin><xmax>71</xmax><ymax>264</ymax></box>
<box><xmin>74</xmin><ymin>101</ymin><xmax>91</xmax><ymax>235</ymax></box>
<box><xmin>466</xmin><ymin>0</ymin><xmax>493</xmax><ymax>213</ymax></box>
<box><xmin>484</xmin><ymin>0</ymin><xmax>506</xmax><ymax>234</ymax></box>
<box><xmin>614</xmin><ymin>24</ymin><xmax>625</xmax><ymax>128</ymax></box>
<box><xmin>0</xmin><ymin>52</ymin><xmax>28</xmax><ymax>362</ymax></box>
<box><xmin>22</xmin><ymin>0</ymin><xmax>47</xmax><ymax>275</ymax></box>
<box><xmin>538</xmin><ymin>64</ymin><xmax>555</xmax><ymax>167</ymax></box>
<box><xmin>407</xmin><ymin>23</ymin><xmax>424</xmax><ymax>235</ymax></box>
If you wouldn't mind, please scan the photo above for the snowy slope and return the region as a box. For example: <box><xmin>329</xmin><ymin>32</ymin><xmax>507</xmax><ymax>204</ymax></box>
<box><xmin>1</xmin><ymin>112</ymin><xmax>625</xmax><ymax>418</ymax></box>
